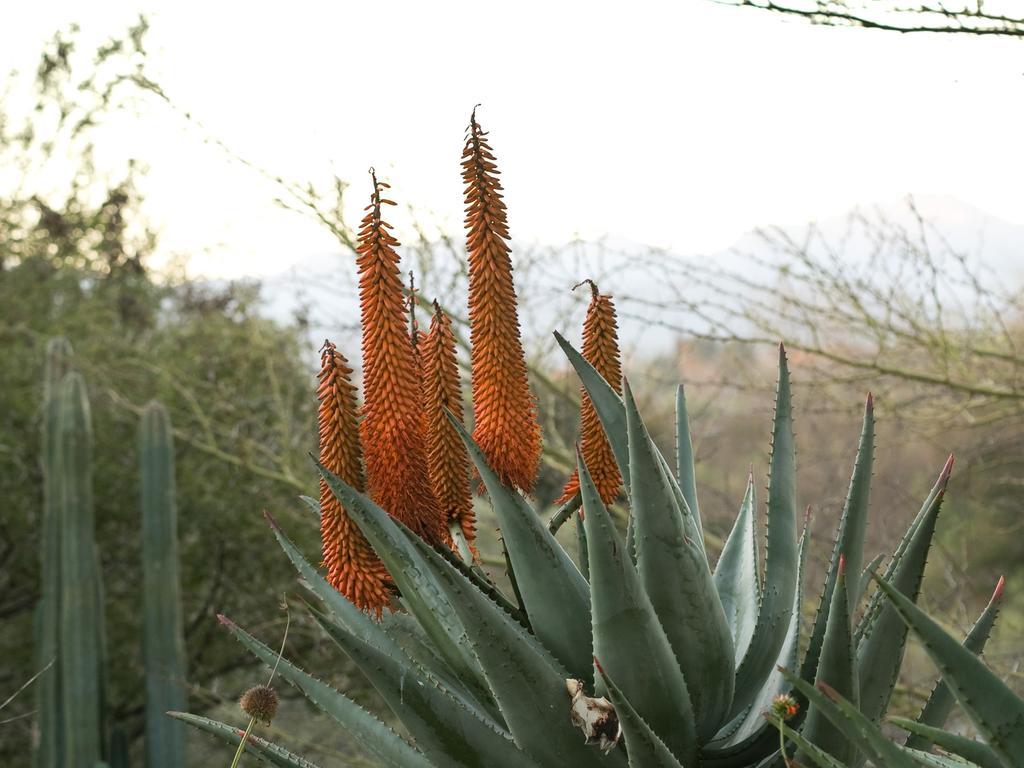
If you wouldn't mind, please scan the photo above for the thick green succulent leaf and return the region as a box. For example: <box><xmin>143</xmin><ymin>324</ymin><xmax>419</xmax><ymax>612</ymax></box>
<box><xmin>379</xmin><ymin>609</ymin><xmax>468</xmax><ymax>694</ymax></box>
<box><xmin>429</xmin><ymin>533</ymin><xmax>527</xmax><ymax>622</ymax></box>
<box><xmin>904</xmin><ymin>749</ymin><xmax>985</xmax><ymax>768</ymax></box>
<box><xmin>890</xmin><ymin>718</ymin><xmax>1004</xmax><ymax>768</ymax></box>
<box><xmin>856</xmin><ymin>457</ymin><xmax>952</xmax><ymax>724</ymax></box>
<box><xmin>398</xmin><ymin>522</ymin><xmax>626</xmax><ymax>767</ymax></box>
<box><xmin>872</xmin><ymin>574</ymin><xmax>1024</xmax><ymax>767</ymax></box>
<box><xmin>168</xmin><ymin>712</ymin><xmax>323</xmax><ymax>768</ymax></box>
<box><xmin>674</xmin><ymin>383</ymin><xmax>705</xmax><ymax>546</ymax></box>
<box><xmin>657</xmin><ymin>449</ymin><xmax>709</xmax><ymax>564</ymax></box>
<box><xmin>579</xmin><ymin>452</ymin><xmax>698</xmax><ymax>767</ymax></box>
<box><xmin>297</xmin><ymin>495</ymin><xmax>320</xmax><ymax>519</ymax></box>
<box><xmin>782</xmin><ymin>670</ymin><xmax>917</xmax><ymax>768</ymax></box>
<box><xmin>798</xmin><ymin>559</ymin><xmax>858</xmax><ymax>766</ymax></box>
<box><xmin>309</xmin><ymin>605</ymin><xmax>534</xmax><ymax>768</ymax></box>
<box><xmin>449</xmin><ymin>415</ymin><xmax>593</xmax><ymax>681</ymax></box>
<box><xmin>714</xmin><ymin>471</ymin><xmax>760</xmax><ymax>665</ymax></box>
<box><xmin>594</xmin><ymin>663</ymin><xmax>685</xmax><ymax>768</ymax></box>
<box><xmin>623</xmin><ymin>381</ymin><xmax>734</xmax><ymax>740</ymax></box>
<box><xmin>856</xmin><ymin>455</ymin><xmax>952</xmax><ymax>645</ymax></box>
<box><xmin>315</xmin><ymin>461</ymin><xmax>490</xmax><ymax>698</ymax></box>
<box><xmin>711</xmin><ymin>507</ymin><xmax>810</xmax><ymax>752</ymax></box>
<box><xmin>802</xmin><ymin>395</ymin><xmax>874</xmax><ymax>687</ymax></box>
<box><xmin>273</xmin><ymin>516</ymin><xmax>442</xmax><ymax>675</ymax></box>
<box><xmin>218</xmin><ymin>616</ymin><xmax>431</xmax><ymax>768</ymax></box>
<box><xmin>907</xmin><ymin>577</ymin><xmax>1005</xmax><ymax>750</ymax></box>
<box><xmin>267</xmin><ymin>510</ymin><xmax>496</xmax><ymax>720</ymax></box>
<box><xmin>554</xmin><ymin>331</ymin><xmax>630</xmax><ymax>490</ymax></box>
<box><xmin>774</xmin><ymin>720</ymin><xmax>850</xmax><ymax>768</ymax></box>
<box><xmin>731</xmin><ymin>346</ymin><xmax>800</xmax><ymax>720</ymax></box>
<box><xmin>857</xmin><ymin>553</ymin><xmax>885</xmax><ymax>606</ymax></box>
<box><xmin>575</xmin><ymin>510</ymin><xmax>590</xmax><ymax>580</ymax></box>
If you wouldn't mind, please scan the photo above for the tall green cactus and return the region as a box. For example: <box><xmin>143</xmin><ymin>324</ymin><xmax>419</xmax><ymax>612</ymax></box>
<box><xmin>55</xmin><ymin>371</ymin><xmax>106</xmax><ymax>768</ymax></box>
<box><xmin>35</xmin><ymin>341</ymin><xmax>189</xmax><ymax>767</ymax></box>
<box><xmin>36</xmin><ymin>338</ymin><xmax>73</xmax><ymax>768</ymax></box>
<box><xmin>139</xmin><ymin>402</ymin><xmax>188</xmax><ymax>768</ymax></box>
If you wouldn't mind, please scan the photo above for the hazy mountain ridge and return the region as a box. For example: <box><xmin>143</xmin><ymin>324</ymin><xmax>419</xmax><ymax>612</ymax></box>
<box><xmin>255</xmin><ymin>195</ymin><xmax>1024</xmax><ymax>361</ymax></box>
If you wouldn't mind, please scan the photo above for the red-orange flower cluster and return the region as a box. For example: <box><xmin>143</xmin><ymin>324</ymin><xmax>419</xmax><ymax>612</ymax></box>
<box><xmin>557</xmin><ymin>281</ymin><xmax>623</xmax><ymax>506</ymax></box>
<box><xmin>463</xmin><ymin>110</ymin><xmax>541</xmax><ymax>492</ymax></box>
<box><xmin>356</xmin><ymin>173</ymin><xmax>448</xmax><ymax>546</ymax></box>
<box><xmin>421</xmin><ymin>302</ymin><xmax>476</xmax><ymax>547</ymax></box>
<box><xmin>316</xmin><ymin>341</ymin><xmax>392</xmax><ymax>616</ymax></box>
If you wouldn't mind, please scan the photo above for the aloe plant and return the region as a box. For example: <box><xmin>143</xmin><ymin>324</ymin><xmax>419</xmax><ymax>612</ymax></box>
<box><xmin>177</xmin><ymin>343</ymin><xmax>1013</xmax><ymax>768</ymax></box>
<box><xmin>773</xmin><ymin>571</ymin><xmax>1019</xmax><ymax>768</ymax></box>
<box><xmin>172</xmin><ymin>113</ymin><xmax>1017</xmax><ymax>767</ymax></box>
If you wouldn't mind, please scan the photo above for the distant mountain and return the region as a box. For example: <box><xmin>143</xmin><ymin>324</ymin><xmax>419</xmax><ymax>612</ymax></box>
<box><xmin>257</xmin><ymin>195</ymin><xmax>1024</xmax><ymax>363</ymax></box>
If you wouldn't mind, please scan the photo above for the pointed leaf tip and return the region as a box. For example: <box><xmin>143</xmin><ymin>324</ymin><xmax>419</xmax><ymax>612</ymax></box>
<box><xmin>992</xmin><ymin>576</ymin><xmax>1005</xmax><ymax>602</ymax></box>
<box><xmin>866</xmin><ymin>392</ymin><xmax>874</xmax><ymax>411</ymax></box>
<box><xmin>216</xmin><ymin>614</ymin><xmax>233</xmax><ymax>627</ymax></box>
<box><xmin>940</xmin><ymin>454</ymin><xmax>955</xmax><ymax>485</ymax></box>
<box><xmin>263</xmin><ymin>510</ymin><xmax>280</xmax><ymax>531</ymax></box>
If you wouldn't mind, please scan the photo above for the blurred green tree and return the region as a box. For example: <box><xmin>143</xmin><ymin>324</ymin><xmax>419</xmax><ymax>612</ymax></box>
<box><xmin>0</xmin><ymin>20</ymin><xmax>325</xmax><ymax>762</ymax></box>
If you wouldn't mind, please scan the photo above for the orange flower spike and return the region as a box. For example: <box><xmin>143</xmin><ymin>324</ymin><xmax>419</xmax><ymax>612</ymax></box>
<box><xmin>557</xmin><ymin>280</ymin><xmax>623</xmax><ymax>506</ymax></box>
<box><xmin>463</xmin><ymin>109</ymin><xmax>542</xmax><ymax>491</ymax></box>
<box><xmin>356</xmin><ymin>172</ymin><xmax>448</xmax><ymax>545</ymax></box>
<box><xmin>316</xmin><ymin>340</ymin><xmax>392</xmax><ymax>616</ymax></box>
<box><xmin>422</xmin><ymin>301</ymin><xmax>476</xmax><ymax>547</ymax></box>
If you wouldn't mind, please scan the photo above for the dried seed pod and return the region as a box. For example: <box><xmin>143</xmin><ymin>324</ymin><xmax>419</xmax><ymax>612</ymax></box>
<box><xmin>239</xmin><ymin>684</ymin><xmax>279</xmax><ymax>726</ymax></box>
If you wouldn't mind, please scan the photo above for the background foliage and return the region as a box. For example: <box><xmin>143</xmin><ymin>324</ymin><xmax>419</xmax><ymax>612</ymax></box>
<box><xmin>1</xmin><ymin>15</ymin><xmax>1021</xmax><ymax>767</ymax></box>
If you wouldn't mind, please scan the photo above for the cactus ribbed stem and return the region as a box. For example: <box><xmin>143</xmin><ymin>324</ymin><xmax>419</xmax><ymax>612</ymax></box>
<box><xmin>421</xmin><ymin>302</ymin><xmax>476</xmax><ymax>548</ymax></box>
<box><xmin>55</xmin><ymin>372</ymin><xmax>105</xmax><ymax>768</ymax></box>
<box><xmin>356</xmin><ymin>172</ymin><xmax>447</xmax><ymax>545</ymax></box>
<box><xmin>140</xmin><ymin>402</ymin><xmax>188</xmax><ymax>768</ymax></box>
<box><xmin>557</xmin><ymin>281</ymin><xmax>623</xmax><ymax>507</ymax></box>
<box><xmin>463</xmin><ymin>110</ymin><xmax>541</xmax><ymax>492</ymax></box>
<box><xmin>317</xmin><ymin>341</ymin><xmax>393</xmax><ymax>615</ymax></box>
<box><xmin>36</xmin><ymin>337</ymin><xmax>73</xmax><ymax>768</ymax></box>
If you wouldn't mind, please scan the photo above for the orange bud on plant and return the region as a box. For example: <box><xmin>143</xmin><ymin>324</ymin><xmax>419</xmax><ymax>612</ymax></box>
<box><xmin>463</xmin><ymin>109</ymin><xmax>542</xmax><ymax>492</ymax></box>
<box><xmin>557</xmin><ymin>280</ymin><xmax>623</xmax><ymax>507</ymax></box>
<box><xmin>356</xmin><ymin>172</ymin><xmax>448</xmax><ymax>546</ymax></box>
<box><xmin>421</xmin><ymin>301</ymin><xmax>476</xmax><ymax>548</ymax></box>
<box><xmin>316</xmin><ymin>341</ymin><xmax>393</xmax><ymax>616</ymax></box>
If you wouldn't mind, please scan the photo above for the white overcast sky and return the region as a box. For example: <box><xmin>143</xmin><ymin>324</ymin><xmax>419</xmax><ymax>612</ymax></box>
<box><xmin>4</xmin><ymin>1</ymin><xmax>1024</xmax><ymax>278</ymax></box>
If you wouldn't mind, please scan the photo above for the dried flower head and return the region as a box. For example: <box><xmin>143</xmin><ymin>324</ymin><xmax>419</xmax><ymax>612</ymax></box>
<box><xmin>239</xmin><ymin>684</ymin><xmax>278</xmax><ymax>726</ymax></box>
<box><xmin>463</xmin><ymin>109</ymin><xmax>541</xmax><ymax>492</ymax></box>
<box><xmin>557</xmin><ymin>280</ymin><xmax>623</xmax><ymax>507</ymax></box>
<box><xmin>317</xmin><ymin>340</ymin><xmax>393</xmax><ymax>616</ymax></box>
<box><xmin>566</xmin><ymin>678</ymin><xmax>621</xmax><ymax>753</ymax></box>
<box><xmin>356</xmin><ymin>172</ymin><xmax>448</xmax><ymax>545</ymax></box>
<box><xmin>421</xmin><ymin>302</ymin><xmax>476</xmax><ymax>546</ymax></box>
